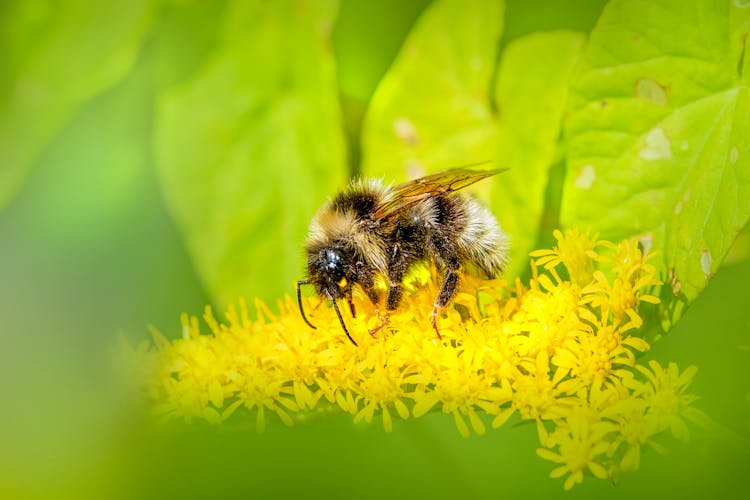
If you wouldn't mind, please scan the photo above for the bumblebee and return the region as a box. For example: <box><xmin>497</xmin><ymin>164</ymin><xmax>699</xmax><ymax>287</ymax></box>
<box><xmin>297</xmin><ymin>167</ymin><xmax>509</xmax><ymax>345</ymax></box>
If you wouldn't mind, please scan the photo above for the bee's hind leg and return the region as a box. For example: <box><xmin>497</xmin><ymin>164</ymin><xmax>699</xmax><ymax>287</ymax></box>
<box><xmin>431</xmin><ymin>267</ymin><xmax>459</xmax><ymax>339</ymax></box>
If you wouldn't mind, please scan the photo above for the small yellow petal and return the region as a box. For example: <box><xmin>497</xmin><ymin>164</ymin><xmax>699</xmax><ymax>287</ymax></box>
<box><xmin>468</xmin><ymin>409</ymin><xmax>486</xmax><ymax>436</ymax></box>
<box><xmin>549</xmin><ymin>465</ymin><xmax>569</xmax><ymax>478</ymax></box>
<box><xmin>492</xmin><ymin>407</ymin><xmax>515</xmax><ymax>428</ymax></box>
<box><xmin>208</xmin><ymin>380</ymin><xmax>224</xmax><ymax>408</ymax></box>
<box><xmin>622</xmin><ymin>336</ymin><xmax>650</xmax><ymax>352</ymax></box>
<box><xmin>588</xmin><ymin>462</ymin><xmax>608</xmax><ymax>479</ymax></box>
<box><xmin>382</xmin><ymin>406</ymin><xmax>393</xmax><ymax>433</ymax></box>
<box><xmin>564</xmin><ymin>470</ymin><xmax>583</xmax><ymax>490</ymax></box>
<box><xmin>620</xmin><ymin>445</ymin><xmax>641</xmax><ymax>472</ymax></box>
<box><xmin>394</xmin><ymin>399</ymin><xmax>410</xmax><ymax>420</ymax></box>
<box><xmin>537</xmin><ymin>448</ymin><xmax>563</xmax><ymax>463</ymax></box>
<box><xmin>256</xmin><ymin>406</ymin><xmax>266</xmax><ymax>433</ymax></box>
<box><xmin>453</xmin><ymin>411</ymin><xmax>470</xmax><ymax>438</ymax></box>
<box><xmin>413</xmin><ymin>392</ymin><xmax>440</xmax><ymax>418</ymax></box>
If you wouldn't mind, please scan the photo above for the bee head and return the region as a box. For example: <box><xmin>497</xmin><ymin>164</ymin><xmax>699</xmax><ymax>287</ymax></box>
<box><xmin>300</xmin><ymin>243</ymin><xmax>359</xmax><ymax>346</ymax></box>
<box><xmin>308</xmin><ymin>247</ymin><xmax>352</xmax><ymax>299</ymax></box>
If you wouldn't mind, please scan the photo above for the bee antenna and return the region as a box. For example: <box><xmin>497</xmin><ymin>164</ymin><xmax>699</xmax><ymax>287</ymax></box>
<box><xmin>297</xmin><ymin>280</ymin><xmax>317</xmax><ymax>330</ymax></box>
<box><xmin>330</xmin><ymin>297</ymin><xmax>358</xmax><ymax>347</ymax></box>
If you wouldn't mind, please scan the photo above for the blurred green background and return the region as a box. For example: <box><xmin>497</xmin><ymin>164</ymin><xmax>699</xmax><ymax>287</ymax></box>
<box><xmin>1</xmin><ymin>0</ymin><xmax>748</xmax><ymax>498</ymax></box>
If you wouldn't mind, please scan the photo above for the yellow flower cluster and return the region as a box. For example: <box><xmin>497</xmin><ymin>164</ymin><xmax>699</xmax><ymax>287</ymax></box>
<box><xmin>147</xmin><ymin>229</ymin><xmax>701</xmax><ymax>489</ymax></box>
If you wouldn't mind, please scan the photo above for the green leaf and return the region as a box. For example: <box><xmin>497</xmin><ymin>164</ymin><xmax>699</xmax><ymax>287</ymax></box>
<box><xmin>332</xmin><ymin>0</ymin><xmax>431</xmax><ymax>170</ymax></box>
<box><xmin>561</xmin><ymin>0</ymin><xmax>750</xmax><ymax>335</ymax></box>
<box><xmin>0</xmin><ymin>0</ymin><xmax>153</xmax><ymax>212</ymax></box>
<box><xmin>492</xmin><ymin>31</ymin><xmax>585</xmax><ymax>278</ymax></box>
<box><xmin>150</xmin><ymin>0</ymin><xmax>229</xmax><ymax>93</ymax></box>
<box><xmin>155</xmin><ymin>0</ymin><xmax>347</xmax><ymax>307</ymax></box>
<box><xmin>361</xmin><ymin>0</ymin><xmax>504</xmax><ymax>181</ymax></box>
<box><xmin>333</xmin><ymin>0</ymin><xmax>431</xmax><ymax>104</ymax></box>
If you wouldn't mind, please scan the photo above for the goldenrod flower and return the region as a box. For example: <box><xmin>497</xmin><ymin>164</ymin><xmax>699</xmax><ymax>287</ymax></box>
<box><xmin>146</xmin><ymin>229</ymin><xmax>702</xmax><ymax>489</ymax></box>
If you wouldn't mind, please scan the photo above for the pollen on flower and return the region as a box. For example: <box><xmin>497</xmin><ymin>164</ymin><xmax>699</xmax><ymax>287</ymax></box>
<box><xmin>145</xmin><ymin>229</ymin><xmax>702</xmax><ymax>489</ymax></box>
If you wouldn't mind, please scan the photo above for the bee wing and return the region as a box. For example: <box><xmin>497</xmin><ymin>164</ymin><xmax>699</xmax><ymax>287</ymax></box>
<box><xmin>374</xmin><ymin>166</ymin><xmax>507</xmax><ymax>220</ymax></box>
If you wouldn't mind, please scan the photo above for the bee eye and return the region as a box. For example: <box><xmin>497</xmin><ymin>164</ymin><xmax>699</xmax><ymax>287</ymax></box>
<box><xmin>325</xmin><ymin>249</ymin><xmax>341</xmax><ymax>262</ymax></box>
<box><xmin>321</xmin><ymin>249</ymin><xmax>344</xmax><ymax>276</ymax></box>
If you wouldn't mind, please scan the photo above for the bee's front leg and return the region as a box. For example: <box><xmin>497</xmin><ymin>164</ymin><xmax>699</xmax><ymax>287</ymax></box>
<box><xmin>356</xmin><ymin>262</ymin><xmax>388</xmax><ymax>336</ymax></box>
<box><xmin>368</xmin><ymin>311</ymin><xmax>389</xmax><ymax>337</ymax></box>
<box><xmin>346</xmin><ymin>293</ymin><xmax>356</xmax><ymax>318</ymax></box>
<box><xmin>366</xmin><ymin>290</ymin><xmax>389</xmax><ymax>337</ymax></box>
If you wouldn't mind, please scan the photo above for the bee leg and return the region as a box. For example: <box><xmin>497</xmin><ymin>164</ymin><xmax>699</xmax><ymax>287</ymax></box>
<box><xmin>368</xmin><ymin>312</ymin><xmax>389</xmax><ymax>337</ymax></box>
<box><xmin>371</xmin><ymin>288</ymin><xmax>393</xmax><ymax>336</ymax></box>
<box><xmin>367</xmin><ymin>298</ymin><xmax>388</xmax><ymax>337</ymax></box>
<box><xmin>365</xmin><ymin>286</ymin><xmax>381</xmax><ymax>308</ymax></box>
<box><xmin>386</xmin><ymin>282</ymin><xmax>403</xmax><ymax>311</ymax></box>
<box><xmin>367</xmin><ymin>280</ymin><xmax>402</xmax><ymax>337</ymax></box>
<box><xmin>359</xmin><ymin>273</ymin><xmax>381</xmax><ymax>312</ymax></box>
<box><xmin>430</xmin><ymin>309</ymin><xmax>442</xmax><ymax>339</ymax></box>
<box><xmin>347</xmin><ymin>295</ymin><xmax>356</xmax><ymax>318</ymax></box>
<box><xmin>431</xmin><ymin>268</ymin><xmax>459</xmax><ymax>339</ymax></box>
<box><xmin>358</xmin><ymin>271</ymin><xmax>387</xmax><ymax>336</ymax></box>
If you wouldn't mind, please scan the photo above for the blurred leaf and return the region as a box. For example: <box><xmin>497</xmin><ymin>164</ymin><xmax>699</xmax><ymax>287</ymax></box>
<box><xmin>155</xmin><ymin>0</ymin><xmax>347</xmax><ymax>307</ymax></box>
<box><xmin>333</xmin><ymin>0</ymin><xmax>431</xmax><ymax>172</ymax></box>
<box><xmin>0</xmin><ymin>0</ymin><xmax>153</xmax><ymax>212</ymax></box>
<box><xmin>333</xmin><ymin>0</ymin><xmax>432</xmax><ymax>105</ymax></box>
<box><xmin>361</xmin><ymin>0</ymin><xmax>504</xmax><ymax>181</ymax></box>
<box><xmin>561</xmin><ymin>0</ymin><xmax>750</xmax><ymax>336</ymax></box>
<box><xmin>151</xmin><ymin>0</ymin><xmax>229</xmax><ymax>93</ymax></box>
<box><xmin>492</xmin><ymin>31</ymin><xmax>585</xmax><ymax>278</ymax></box>
<box><xmin>502</xmin><ymin>0</ymin><xmax>606</xmax><ymax>45</ymax></box>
